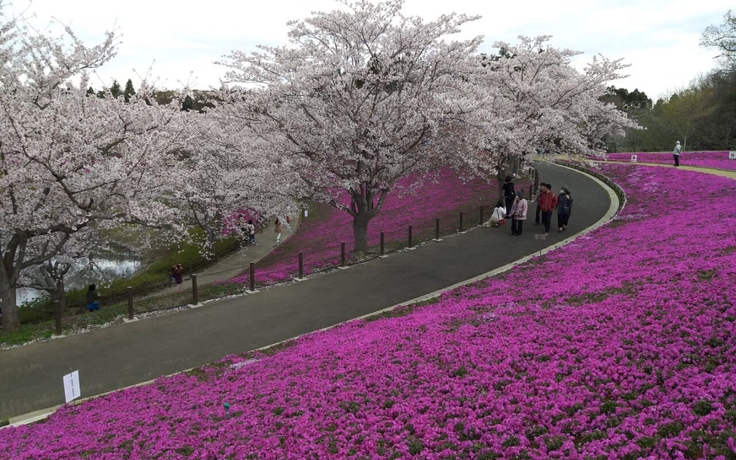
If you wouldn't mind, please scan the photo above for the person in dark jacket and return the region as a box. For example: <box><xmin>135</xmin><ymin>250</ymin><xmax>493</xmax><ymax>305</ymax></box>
<box><xmin>86</xmin><ymin>284</ymin><xmax>100</xmax><ymax>311</ymax></box>
<box><xmin>502</xmin><ymin>176</ymin><xmax>515</xmax><ymax>218</ymax></box>
<box><xmin>557</xmin><ymin>186</ymin><xmax>573</xmax><ymax>232</ymax></box>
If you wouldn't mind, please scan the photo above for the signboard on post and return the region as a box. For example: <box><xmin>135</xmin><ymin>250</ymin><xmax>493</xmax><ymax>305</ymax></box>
<box><xmin>630</xmin><ymin>155</ymin><xmax>638</xmax><ymax>163</ymax></box>
<box><xmin>63</xmin><ymin>370</ymin><xmax>81</xmax><ymax>403</ymax></box>
<box><xmin>729</xmin><ymin>151</ymin><xmax>736</xmax><ymax>160</ymax></box>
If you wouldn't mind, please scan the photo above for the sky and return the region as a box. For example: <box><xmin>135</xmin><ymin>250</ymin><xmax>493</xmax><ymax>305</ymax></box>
<box><xmin>5</xmin><ymin>0</ymin><xmax>732</xmax><ymax>100</ymax></box>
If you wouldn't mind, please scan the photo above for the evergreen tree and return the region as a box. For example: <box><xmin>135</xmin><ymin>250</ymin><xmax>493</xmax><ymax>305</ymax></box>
<box><xmin>181</xmin><ymin>95</ymin><xmax>194</xmax><ymax>112</ymax></box>
<box><xmin>86</xmin><ymin>86</ymin><xmax>95</xmax><ymax>97</ymax></box>
<box><xmin>110</xmin><ymin>80</ymin><xmax>122</xmax><ymax>99</ymax></box>
<box><xmin>123</xmin><ymin>79</ymin><xmax>136</xmax><ymax>102</ymax></box>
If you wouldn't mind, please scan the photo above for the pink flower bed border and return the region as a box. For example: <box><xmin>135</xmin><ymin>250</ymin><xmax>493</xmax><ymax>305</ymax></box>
<box><xmin>604</xmin><ymin>151</ymin><xmax>736</xmax><ymax>171</ymax></box>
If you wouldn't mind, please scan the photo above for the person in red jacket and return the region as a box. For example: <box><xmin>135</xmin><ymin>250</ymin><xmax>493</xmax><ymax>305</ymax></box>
<box><xmin>537</xmin><ymin>183</ymin><xmax>558</xmax><ymax>235</ymax></box>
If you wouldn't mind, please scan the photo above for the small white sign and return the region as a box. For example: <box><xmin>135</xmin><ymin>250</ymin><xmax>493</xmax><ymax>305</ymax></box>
<box><xmin>729</xmin><ymin>151</ymin><xmax>736</xmax><ymax>160</ymax></box>
<box><xmin>630</xmin><ymin>155</ymin><xmax>638</xmax><ymax>163</ymax></box>
<box><xmin>63</xmin><ymin>370</ymin><xmax>81</xmax><ymax>403</ymax></box>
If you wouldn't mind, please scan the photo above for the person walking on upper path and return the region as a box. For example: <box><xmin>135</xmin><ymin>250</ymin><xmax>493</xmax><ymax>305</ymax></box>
<box><xmin>537</xmin><ymin>183</ymin><xmax>558</xmax><ymax>235</ymax></box>
<box><xmin>502</xmin><ymin>176</ymin><xmax>516</xmax><ymax>219</ymax></box>
<box><xmin>247</xmin><ymin>220</ymin><xmax>257</xmax><ymax>246</ymax></box>
<box><xmin>274</xmin><ymin>218</ymin><xmax>282</xmax><ymax>245</ymax></box>
<box><xmin>507</xmin><ymin>192</ymin><xmax>528</xmax><ymax>236</ymax></box>
<box><xmin>556</xmin><ymin>186</ymin><xmax>573</xmax><ymax>232</ymax></box>
<box><xmin>673</xmin><ymin>140</ymin><xmax>682</xmax><ymax>167</ymax></box>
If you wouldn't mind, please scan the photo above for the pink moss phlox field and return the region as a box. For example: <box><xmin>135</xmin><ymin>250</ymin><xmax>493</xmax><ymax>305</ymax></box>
<box><xmin>605</xmin><ymin>151</ymin><xmax>736</xmax><ymax>171</ymax></box>
<box><xmin>2</xmin><ymin>165</ymin><xmax>736</xmax><ymax>459</ymax></box>
<box><xmin>227</xmin><ymin>169</ymin><xmax>505</xmax><ymax>285</ymax></box>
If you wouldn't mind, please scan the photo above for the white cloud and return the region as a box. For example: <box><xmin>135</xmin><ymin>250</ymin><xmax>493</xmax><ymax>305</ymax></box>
<box><xmin>5</xmin><ymin>0</ymin><xmax>732</xmax><ymax>98</ymax></box>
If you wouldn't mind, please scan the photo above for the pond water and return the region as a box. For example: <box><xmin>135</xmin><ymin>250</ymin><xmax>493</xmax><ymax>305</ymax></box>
<box><xmin>17</xmin><ymin>258</ymin><xmax>141</xmax><ymax>306</ymax></box>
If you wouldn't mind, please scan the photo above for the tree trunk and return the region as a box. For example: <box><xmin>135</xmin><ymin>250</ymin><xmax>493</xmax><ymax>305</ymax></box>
<box><xmin>352</xmin><ymin>213</ymin><xmax>370</xmax><ymax>253</ymax></box>
<box><xmin>496</xmin><ymin>170</ymin><xmax>506</xmax><ymax>199</ymax></box>
<box><xmin>0</xmin><ymin>281</ymin><xmax>19</xmax><ymax>331</ymax></box>
<box><xmin>53</xmin><ymin>280</ymin><xmax>65</xmax><ymax>314</ymax></box>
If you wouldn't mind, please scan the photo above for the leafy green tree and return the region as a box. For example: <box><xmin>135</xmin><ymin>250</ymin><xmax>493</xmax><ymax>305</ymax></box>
<box><xmin>659</xmin><ymin>88</ymin><xmax>715</xmax><ymax>151</ymax></box>
<box><xmin>154</xmin><ymin>90</ymin><xmax>176</xmax><ymax>106</ymax></box>
<box><xmin>86</xmin><ymin>86</ymin><xmax>95</xmax><ymax>96</ymax></box>
<box><xmin>604</xmin><ymin>86</ymin><xmax>652</xmax><ymax>111</ymax></box>
<box><xmin>701</xmin><ymin>10</ymin><xmax>736</xmax><ymax>67</ymax></box>
<box><xmin>601</xmin><ymin>87</ymin><xmax>652</xmax><ymax>151</ymax></box>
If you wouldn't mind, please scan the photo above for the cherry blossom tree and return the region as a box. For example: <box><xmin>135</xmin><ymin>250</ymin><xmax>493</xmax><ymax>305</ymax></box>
<box><xmin>0</xmin><ymin>10</ymin><xmax>190</xmax><ymax>330</ymax></box>
<box><xmin>474</xmin><ymin>36</ymin><xmax>636</xmax><ymax>191</ymax></box>
<box><xmin>171</xmin><ymin>110</ymin><xmax>298</xmax><ymax>255</ymax></box>
<box><xmin>217</xmin><ymin>0</ymin><xmax>487</xmax><ymax>253</ymax></box>
<box><xmin>17</xmin><ymin>231</ymin><xmax>99</xmax><ymax>312</ymax></box>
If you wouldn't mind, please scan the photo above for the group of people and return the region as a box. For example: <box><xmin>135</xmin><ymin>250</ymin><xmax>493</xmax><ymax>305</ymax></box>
<box><xmin>534</xmin><ymin>183</ymin><xmax>573</xmax><ymax>234</ymax></box>
<box><xmin>486</xmin><ymin>176</ymin><xmax>573</xmax><ymax>236</ymax></box>
<box><xmin>240</xmin><ymin>217</ymin><xmax>289</xmax><ymax>246</ymax></box>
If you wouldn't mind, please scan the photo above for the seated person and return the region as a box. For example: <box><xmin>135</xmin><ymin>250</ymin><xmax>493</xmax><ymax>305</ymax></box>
<box><xmin>86</xmin><ymin>284</ymin><xmax>100</xmax><ymax>311</ymax></box>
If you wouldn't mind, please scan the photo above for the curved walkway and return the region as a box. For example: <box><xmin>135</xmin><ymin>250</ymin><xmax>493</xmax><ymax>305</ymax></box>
<box><xmin>602</xmin><ymin>160</ymin><xmax>736</xmax><ymax>180</ymax></box>
<box><xmin>0</xmin><ymin>163</ymin><xmax>613</xmax><ymax>422</ymax></box>
<box><xmin>146</xmin><ymin>217</ymin><xmax>302</xmax><ymax>299</ymax></box>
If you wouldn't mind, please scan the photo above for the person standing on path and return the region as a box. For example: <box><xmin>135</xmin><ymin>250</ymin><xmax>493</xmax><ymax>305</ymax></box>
<box><xmin>274</xmin><ymin>218</ymin><xmax>282</xmax><ymax>245</ymax></box>
<box><xmin>537</xmin><ymin>183</ymin><xmax>558</xmax><ymax>235</ymax></box>
<box><xmin>508</xmin><ymin>192</ymin><xmax>528</xmax><ymax>236</ymax></box>
<box><xmin>247</xmin><ymin>220</ymin><xmax>257</xmax><ymax>246</ymax></box>
<box><xmin>673</xmin><ymin>141</ymin><xmax>682</xmax><ymax>167</ymax></box>
<box><xmin>502</xmin><ymin>176</ymin><xmax>516</xmax><ymax>218</ymax></box>
<box><xmin>172</xmin><ymin>264</ymin><xmax>184</xmax><ymax>285</ymax></box>
<box><xmin>534</xmin><ymin>183</ymin><xmax>545</xmax><ymax>225</ymax></box>
<box><xmin>556</xmin><ymin>186</ymin><xmax>573</xmax><ymax>232</ymax></box>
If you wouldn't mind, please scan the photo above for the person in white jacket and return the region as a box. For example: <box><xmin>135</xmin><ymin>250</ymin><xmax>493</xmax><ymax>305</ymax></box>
<box><xmin>673</xmin><ymin>141</ymin><xmax>682</xmax><ymax>167</ymax></box>
<box><xmin>483</xmin><ymin>200</ymin><xmax>507</xmax><ymax>227</ymax></box>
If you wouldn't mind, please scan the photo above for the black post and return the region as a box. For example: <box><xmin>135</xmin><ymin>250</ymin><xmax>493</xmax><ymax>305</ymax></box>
<box><xmin>298</xmin><ymin>252</ymin><xmax>304</xmax><ymax>279</ymax></box>
<box><xmin>408</xmin><ymin>226</ymin><xmax>413</xmax><ymax>248</ymax></box>
<box><xmin>54</xmin><ymin>300</ymin><xmax>62</xmax><ymax>336</ymax></box>
<box><xmin>479</xmin><ymin>206</ymin><xmax>484</xmax><ymax>225</ymax></box>
<box><xmin>459</xmin><ymin>212</ymin><xmax>464</xmax><ymax>232</ymax></box>
<box><xmin>341</xmin><ymin>242</ymin><xmax>346</xmax><ymax>267</ymax></box>
<box><xmin>249</xmin><ymin>263</ymin><xmax>255</xmax><ymax>291</ymax></box>
<box><xmin>529</xmin><ymin>185</ymin><xmax>533</xmax><ymax>200</ymax></box>
<box><xmin>380</xmin><ymin>232</ymin><xmax>385</xmax><ymax>255</ymax></box>
<box><xmin>192</xmin><ymin>274</ymin><xmax>198</xmax><ymax>305</ymax></box>
<box><xmin>56</xmin><ymin>280</ymin><xmax>65</xmax><ymax>313</ymax></box>
<box><xmin>435</xmin><ymin>218</ymin><xmax>440</xmax><ymax>240</ymax></box>
<box><xmin>127</xmin><ymin>286</ymin><xmax>134</xmax><ymax>320</ymax></box>
<box><xmin>534</xmin><ymin>169</ymin><xmax>539</xmax><ymax>192</ymax></box>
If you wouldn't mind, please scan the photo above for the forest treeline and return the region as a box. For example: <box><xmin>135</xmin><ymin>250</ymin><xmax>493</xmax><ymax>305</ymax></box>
<box><xmin>605</xmin><ymin>10</ymin><xmax>736</xmax><ymax>152</ymax></box>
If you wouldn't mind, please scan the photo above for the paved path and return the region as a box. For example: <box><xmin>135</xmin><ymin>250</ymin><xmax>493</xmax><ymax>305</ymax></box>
<box><xmin>601</xmin><ymin>160</ymin><xmax>736</xmax><ymax>179</ymax></box>
<box><xmin>0</xmin><ymin>163</ymin><xmax>612</xmax><ymax>420</ymax></box>
<box><xmin>147</xmin><ymin>217</ymin><xmax>301</xmax><ymax>299</ymax></box>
